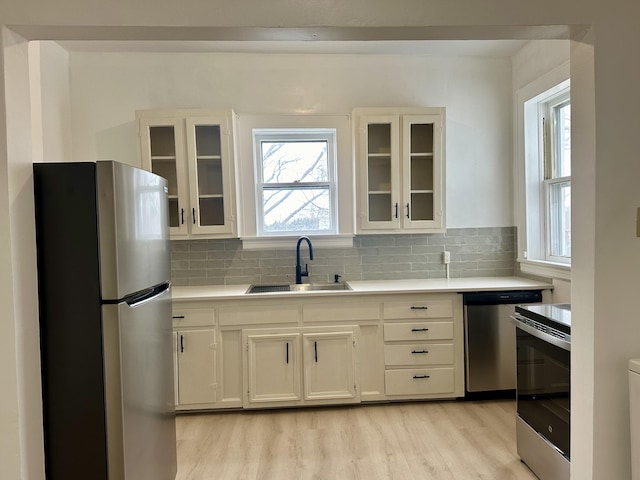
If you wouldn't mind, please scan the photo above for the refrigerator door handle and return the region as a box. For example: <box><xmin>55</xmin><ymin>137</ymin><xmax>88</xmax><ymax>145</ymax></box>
<box><xmin>125</xmin><ymin>282</ymin><xmax>171</xmax><ymax>308</ymax></box>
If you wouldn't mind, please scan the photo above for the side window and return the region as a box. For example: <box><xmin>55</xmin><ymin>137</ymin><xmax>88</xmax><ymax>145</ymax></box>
<box><xmin>253</xmin><ymin>129</ymin><xmax>338</xmax><ymax>236</ymax></box>
<box><xmin>542</xmin><ymin>91</ymin><xmax>571</xmax><ymax>262</ymax></box>
<box><xmin>520</xmin><ymin>77</ymin><xmax>571</xmax><ymax>269</ymax></box>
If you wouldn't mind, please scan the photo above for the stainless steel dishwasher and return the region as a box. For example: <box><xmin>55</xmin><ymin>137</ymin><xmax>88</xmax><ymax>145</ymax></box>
<box><xmin>462</xmin><ymin>290</ymin><xmax>542</xmax><ymax>397</ymax></box>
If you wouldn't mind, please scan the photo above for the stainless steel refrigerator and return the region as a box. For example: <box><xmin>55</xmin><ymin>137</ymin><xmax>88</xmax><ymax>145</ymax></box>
<box><xmin>33</xmin><ymin>161</ymin><xmax>177</xmax><ymax>480</ymax></box>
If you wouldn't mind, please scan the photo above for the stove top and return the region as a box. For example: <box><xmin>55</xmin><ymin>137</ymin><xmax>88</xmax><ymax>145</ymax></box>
<box><xmin>515</xmin><ymin>303</ymin><xmax>571</xmax><ymax>333</ymax></box>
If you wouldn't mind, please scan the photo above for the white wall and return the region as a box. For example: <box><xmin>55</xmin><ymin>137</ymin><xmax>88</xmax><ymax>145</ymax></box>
<box><xmin>38</xmin><ymin>42</ymin><xmax>72</xmax><ymax>162</ymax></box>
<box><xmin>66</xmin><ymin>50</ymin><xmax>514</xmax><ymax>228</ymax></box>
<box><xmin>0</xmin><ymin>27</ymin><xmax>45</xmax><ymax>480</ymax></box>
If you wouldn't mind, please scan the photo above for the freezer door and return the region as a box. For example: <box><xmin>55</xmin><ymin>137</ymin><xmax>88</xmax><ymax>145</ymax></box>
<box><xmin>97</xmin><ymin>161</ymin><xmax>170</xmax><ymax>300</ymax></box>
<box><xmin>102</xmin><ymin>283</ymin><xmax>176</xmax><ymax>480</ymax></box>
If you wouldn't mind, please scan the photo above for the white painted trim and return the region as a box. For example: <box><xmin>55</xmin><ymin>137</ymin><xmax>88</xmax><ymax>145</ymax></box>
<box><xmin>514</xmin><ymin>61</ymin><xmax>571</xmax><ymax>274</ymax></box>
<box><xmin>240</xmin><ymin>234</ymin><xmax>354</xmax><ymax>250</ymax></box>
<box><xmin>236</xmin><ymin>114</ymin><xmax>354</xmax><ymax>239</ymax></box>
<box><xmin>519</xmin><ymin>258</ymin><xmax>571</xmax><ymax>280</ymax></box>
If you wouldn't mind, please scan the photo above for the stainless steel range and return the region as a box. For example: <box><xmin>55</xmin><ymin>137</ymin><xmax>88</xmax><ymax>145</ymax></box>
<box><xmin>512</xmin><ymin>303</ymin><xmax>571</xmax><ymax>480</ymax></box>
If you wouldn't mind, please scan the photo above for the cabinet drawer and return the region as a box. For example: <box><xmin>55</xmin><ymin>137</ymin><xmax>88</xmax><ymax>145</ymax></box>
<box><xmin>384</xmin><ymin>368</ymin><xmax>454</xmax><ymax>396</ymax></box>
<box><xmin>383</xmin><ymin>322</ymin><xmax>453</xmax><ymax>341</ymax></box>
<box><xmin>384</xmin><ymin>300</ymin><xmax>453</xmax><ymax>319</ymax></box>
<box><xmin>172</xmin><ymin>309</ymin><xmax>215</xmax><ymax>327</ymax></box>
<box><xmin>303</xmin><ymin>302</ymin><xmax>379</xmax><ymax>323</ymax></box>
<box><xmin>219</xmin><ymin>305</ymin><xmax>299</xmax><ymax>326</ymax></box>
<box><xmin>384</xmin><ymin>343</ymin><xmax>454</xmax><ymax>366</ymax></box>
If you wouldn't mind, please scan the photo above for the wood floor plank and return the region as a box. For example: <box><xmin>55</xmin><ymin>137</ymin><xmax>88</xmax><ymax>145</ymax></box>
<box><xmin>175</xmin><ymin>400</ymin><xmax>538</xmax><ymax>479</ymax></box>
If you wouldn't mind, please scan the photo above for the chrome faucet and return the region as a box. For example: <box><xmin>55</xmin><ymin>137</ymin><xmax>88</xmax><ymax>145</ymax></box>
<box><xmin>295</xmin><ymin>236</ymin><xmax>314</xmax><ymax>284</ymax></box>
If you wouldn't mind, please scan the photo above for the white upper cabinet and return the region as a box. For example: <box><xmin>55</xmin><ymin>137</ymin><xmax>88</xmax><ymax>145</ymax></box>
<box><xmin>355</xmin><ymin>108</ymin><xmax>446</xmax><ymax>233</ymax></box>
<box><xmin>137</xmin><ymin>109</ymin><xmax>237</xmax><ymax>239</ymax></box>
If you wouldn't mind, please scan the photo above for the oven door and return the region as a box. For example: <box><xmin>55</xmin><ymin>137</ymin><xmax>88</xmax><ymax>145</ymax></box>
<box><xmin>516</xmin><ymin>326</ymin><xmax>571</xmax><ymax>459</ymax></box>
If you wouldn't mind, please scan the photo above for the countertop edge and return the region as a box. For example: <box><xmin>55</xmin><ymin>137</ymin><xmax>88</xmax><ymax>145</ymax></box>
<box><xmin>171</xmin><ymin>276</ymin><xmax>554</xmax><ymax>302</ymax></box>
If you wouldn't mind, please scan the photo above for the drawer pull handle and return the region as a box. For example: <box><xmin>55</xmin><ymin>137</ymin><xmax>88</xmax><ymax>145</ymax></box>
<box><xmin>172</xmin><ymin>315</ymin><xmax>185</xmax><ymax>319</ymax></box>
<box><xmin>411</xmin><ymin>350</ymin><xmax>429</xmax><ymax>354</ymax></box>
<box><xmin>413</xmin><ymin>375</ymin><xmax>430</xmax><ymax>379</ymax></box>
<box><xmin>411</xmin><ymin>328</ymin><xmax>429</xmax><ymax>332</ymax></box>
<box><xmin>410</xmin><ymin>306</ymin><xmax>429</xmax><ymax>310</ymax></box>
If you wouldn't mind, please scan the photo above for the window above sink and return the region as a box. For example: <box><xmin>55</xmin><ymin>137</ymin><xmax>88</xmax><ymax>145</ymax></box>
<box><xmin>236</xmin><ymin>114</ymin><xmax>355</xmax><ymax>250</ymax></box>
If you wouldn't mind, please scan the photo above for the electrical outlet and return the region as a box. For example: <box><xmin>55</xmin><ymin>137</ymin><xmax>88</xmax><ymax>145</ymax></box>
<box><xmin>443</xmin><ymin>251</ymin><xmax>451</xmax><ymax>264</ymax></box>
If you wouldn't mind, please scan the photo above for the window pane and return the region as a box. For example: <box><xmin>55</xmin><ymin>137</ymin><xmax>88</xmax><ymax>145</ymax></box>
<box><xmin>554</xmin><ymin>102</ymin><xmax>571</xmax><ymax>177</ymax></box>
<box><xmin>549</xmin><ymin>181</ymin><xmax>571</xmax><ymax>258</ymax></box>
<box><xmin>261</xmin><ymin>141</ymin><xmax>328</xmax><ymax>183</ymax></box>
<box><xmin>263</xmin><ymin>188</ymin><xmax>330</xmax><ymax>232</ymax></box>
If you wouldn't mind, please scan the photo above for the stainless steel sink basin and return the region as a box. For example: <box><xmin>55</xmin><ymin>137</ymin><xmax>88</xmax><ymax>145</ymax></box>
<box><xmin>246</xmin><ymin>283</ymin><xmax>352</xmax><ymax>294</ymax></box>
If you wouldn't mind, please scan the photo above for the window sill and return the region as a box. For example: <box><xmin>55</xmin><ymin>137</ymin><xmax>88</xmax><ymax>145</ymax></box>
<box><xmin>241</xmin><ymin>234</ymin><xmax>354</xmax><ymax>250</ymax></box>
<box><xmin>518</xmin><ymin>259</ymin><xmax>571</xmax><ymax>280</ymax></box>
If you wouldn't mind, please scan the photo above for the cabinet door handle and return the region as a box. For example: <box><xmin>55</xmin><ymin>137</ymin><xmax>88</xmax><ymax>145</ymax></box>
<box><xmin>180</xmin><ymin>335</ymin><xmax>184</xmax><ymax>353</ymax></box>
<box><xmin>411</xmin><ymin>328</ymin><xmax>429</xmax><ymax>332</ymax></box>
<box><xmin>413</xmin><ymin>375</ymin><xmax>431</xmax><ymax>379</ymax></box>
<box><xmin>314</xmin><ymin>341</ymin><xmax>318</xmax><ymax>363</ymax></box>
<box><xmin>192</xmin><ymin>207</ymin><xmax>196</xmax><ymax>225</ymax></box>
<box><xmin>286</xmin><ymin>342</ymin><xmax>289</xmax><ymax>364</ymax></box>
<box><xmin>394</xmin><ymin>203</ymin><xmax>399</xmax><ymax>219</ymax></box>
<box><xmin>172</xmin><ymin>315</ymin><xmax>185</xmax><ymax>319</ymax></box>
<box><xmin>181</xmin><ymin>208</ymin><xmax>184</xmax><ymax>225</ymax></box>
<box><xmin>406</xmin><ymin>203</ymin><xmax>410</xmax><ymax>219</ymax></box>
<box><xmin>410</xmin><ymin>306</ymin><xmax>429</xmax><ymax>310</ymax></box>
<box><xmin>411</xmin><ymin>350</ymin><xmax>429</xmax><ymax>354</ymax></box>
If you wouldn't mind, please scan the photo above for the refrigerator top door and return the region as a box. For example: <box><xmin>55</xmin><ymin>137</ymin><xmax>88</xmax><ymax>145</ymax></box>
<box><xmin>97</xmin><ymin>161</ymin><xmax>170</xmax><ymax>300</ymax></box>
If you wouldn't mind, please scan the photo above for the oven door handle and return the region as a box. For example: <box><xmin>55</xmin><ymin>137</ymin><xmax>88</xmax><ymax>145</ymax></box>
<box><xmin>510</xmin><ymin>315</ymin><xmax>571</xmax><ymax>351</ymax></box>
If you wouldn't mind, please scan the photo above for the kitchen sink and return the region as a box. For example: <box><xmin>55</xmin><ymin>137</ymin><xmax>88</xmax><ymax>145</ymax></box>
<box><xmin>246</xmin><ymin>283</ymin><xmax>352</xmax><ymax>294</ymax></box>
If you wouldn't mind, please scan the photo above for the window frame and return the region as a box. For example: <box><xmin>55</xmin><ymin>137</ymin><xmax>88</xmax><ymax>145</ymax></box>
<box><xmin>515</xmin><ymin>62</ymin><xmax>571</xmax><ymax>279</ymax></box>
<box><xmin>236</xmin><ymin>114</ymin><xmax>354</xmax><ymax>250</ymax></box>
<box><xmin>253</xmin><ymin>128</ymin><xmax>338</xmax><ymax>237</ymax></box>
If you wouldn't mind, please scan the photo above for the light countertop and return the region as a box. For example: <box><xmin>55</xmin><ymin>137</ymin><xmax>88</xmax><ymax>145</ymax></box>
<box><xmin>171</xmin><ymin>276</ymin><xmax>553</xmax><ymax>302</ymax></box>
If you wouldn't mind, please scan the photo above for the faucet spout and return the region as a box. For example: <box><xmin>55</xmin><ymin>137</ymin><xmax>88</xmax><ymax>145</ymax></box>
<box><xmin>295</xmin><ymin>236</ymin><xmax>314</xmax><ymax>284</ymax></box>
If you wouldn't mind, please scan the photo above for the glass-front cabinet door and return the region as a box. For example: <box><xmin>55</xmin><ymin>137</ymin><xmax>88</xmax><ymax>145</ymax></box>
<box><xmin>185</xmin><ymin>115</ymin><xmax>234</xmax><ymax>236</ymax></box>
<box><xmin>401</xmin><ymin>114</ymin><xmax>444</xmax><ymax>230</ymax></box>
<box><xmin>356</xmin><ymin>108</ymin><xmax>445</xmax><ymax>234</ymax></box>
<box><xmin>138</xmin><ymin>117</ymin><xmax>189</xmax><ymax>236</ymax></box>
<box><xmin>359</xmin><ymin>115</ymin><xmax>401</xmax><ymax>230</ymax></box>
<box><xmin>137</xmin><ymin>109</ymin><xmax>237</xmax><ymax>239</ymax></box>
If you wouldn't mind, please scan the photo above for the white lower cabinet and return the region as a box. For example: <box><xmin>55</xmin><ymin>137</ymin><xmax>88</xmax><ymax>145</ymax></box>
<box><xmin>175</xmin><ymin>328</ymin><xmax>217</xmax><ymax>406</ymax></box>
<box><xmin>242</xmin><ymin>326</ymin><xmax>360</xmax><ymax>409</ymax></box>
<box><xmin>382</xmin><ymin>294</ymin><xmax>464</xmax><ymax>399</ymax></box>
<box><xmin>172</xmin><ymin>292</ymin><xmax>463</xmax><ymax>412</ymax></box>
<box><xmin>172</xmin><ymin>308</ymin><xmax>217</xmax><ymax>410</ymax></box>
<box><xmin>244</xmin><ymin>330</ymin><xmax>302</xmax><ymax>405</ymax></box>
<box><xmin>302</xmin><ymin>330</ymin><xmax>358</xmax><ymax>402</ymax></box>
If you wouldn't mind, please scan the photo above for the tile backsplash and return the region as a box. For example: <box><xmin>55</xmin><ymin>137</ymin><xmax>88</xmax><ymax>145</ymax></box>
<box><xmin>171</xmin><ymin>227</ymin><xmax>516</xmax><ymax>286</ymax></box>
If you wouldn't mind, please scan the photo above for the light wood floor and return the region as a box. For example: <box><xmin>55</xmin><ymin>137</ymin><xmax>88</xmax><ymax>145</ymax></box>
<box><xmin>175</xmin><ymin>400</ymin><xmax>538</xmax><ymax>480</ymax></box>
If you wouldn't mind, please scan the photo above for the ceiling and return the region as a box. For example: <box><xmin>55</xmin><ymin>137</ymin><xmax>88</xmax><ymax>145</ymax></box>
<box><xmin>56</xmin><ymin>39</ymin><xmax>530</xmax><ymax>57</ymax></box>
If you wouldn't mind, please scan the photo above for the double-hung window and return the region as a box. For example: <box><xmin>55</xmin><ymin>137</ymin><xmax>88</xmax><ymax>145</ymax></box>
<box><xmin>543</xmin><ymin>90</ymin><xmax>571</xmax><ymax>262</ymax></box>
<box><xmin>253</xmin><ymin>129</ymin><xmax>338</xmax><ymax>236</ymax></box>
<box><xmin>517</xmin><ymin>66</ymin><xmax>571</xmax><ymax>277</ymax></box>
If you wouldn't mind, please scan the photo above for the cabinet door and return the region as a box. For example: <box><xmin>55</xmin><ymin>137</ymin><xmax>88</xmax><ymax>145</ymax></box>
<box><xmin>185</xmin><ymin>114</ymin><xmax>235</xmax><ymax>236</ymax></box>
<box><xmin>401</xmin><ymin>114</ymin><xmax>445</xmax><ymax>231</ymax></box>
<box><xmin>302</xmin><ymin>330</ymin><xmax>359</xmax><ymax>402</ymax></box>
<box><xmin>245</xmin><ymin>332</ymin><xmax>301</xmax><ymax>405</ymax></box>
<box><xmin>176</xmin><ymin>329</ymin><xmax>216</xmax><ymax>405</ymax></box>
<box><xmin>138</xmin><ymin>117</ymin><xmax>189</xmax><ymax>237</ymax></box>
<box><xmin>358</xmin><ymin>115</ymin><xmax>401</xmax><ymax>230</ymax></box>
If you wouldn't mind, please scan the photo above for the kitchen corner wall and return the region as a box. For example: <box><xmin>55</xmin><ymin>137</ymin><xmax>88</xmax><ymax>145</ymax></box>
<box><xmin>170</xmin><ymin>226</ymin><xmax>515</xmax><ymax>286</ymax></box>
